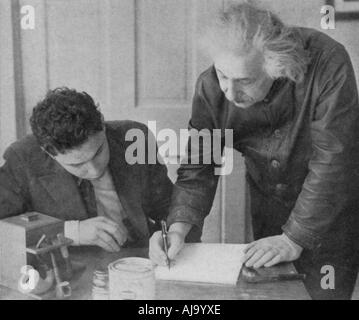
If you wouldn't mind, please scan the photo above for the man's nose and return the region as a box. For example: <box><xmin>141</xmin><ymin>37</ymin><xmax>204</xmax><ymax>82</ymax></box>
<box><xmin>225</xmin><ymin>80</ymin><xmax>237</xmax><ymax>101</ymax></box>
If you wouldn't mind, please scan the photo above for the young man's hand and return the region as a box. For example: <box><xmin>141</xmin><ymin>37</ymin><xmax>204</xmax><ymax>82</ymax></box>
<box><xmin>243</xmin><ymin>233</ymin><xmax>303</xmax><ymax>268</ymax></box>
<box><xmin>149</xmin><ymin>222</ymin><xmax>192</xmax><ymax>266</ymax></box>
<box><xmin>79</xmin><ymin>216</ymin><xmax>127</xmax><ymax>252</ymax></box>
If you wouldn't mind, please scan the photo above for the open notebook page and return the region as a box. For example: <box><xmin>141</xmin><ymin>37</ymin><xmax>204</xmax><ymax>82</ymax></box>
<box><xmin>155</xmin><ymin>243</ymin><xmax>246</xmax><ymax>285</ymax></box>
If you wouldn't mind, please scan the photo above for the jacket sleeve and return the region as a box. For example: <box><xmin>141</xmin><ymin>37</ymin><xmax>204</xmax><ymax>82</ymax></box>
<box><xmin>146</xmin><ymin>158</ymin><xmax>173</xmax><ymax>224</ymax></box>
<box><xmin>0</xmin><ymin>147</ymin><xmax>30</xmax><ymax>218</ymax></box>
<box><xmin>282</xmin><ymin>44</ymin><xmax>359</xmax><ymax>249</ymax></box>
<box><xmin>142</xmin><ymin>128</ymin><xmax>173</xmax><ymax>225</ymax></box>
<box><xmin>167</xmin><ymin>75</ymin><xmax>223</xmax><ymax>238</ymax></box>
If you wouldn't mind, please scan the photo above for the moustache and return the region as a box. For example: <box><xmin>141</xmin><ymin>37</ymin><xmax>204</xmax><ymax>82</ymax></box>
<box><xmin>233</xmin><ymin>95</ymin><xmax>252</xmax><ymax>104</ymax></box>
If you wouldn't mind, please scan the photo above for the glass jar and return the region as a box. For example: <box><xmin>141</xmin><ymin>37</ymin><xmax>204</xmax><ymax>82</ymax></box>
<box><xmin>108</xmin><ymin>257</ymin><xmax>155</xmax><ymax>300</ymax></box>
<box><xmin>92</xmin><ymin>269</ymin><xmax>109</xmax><ymax>300</ymax></box>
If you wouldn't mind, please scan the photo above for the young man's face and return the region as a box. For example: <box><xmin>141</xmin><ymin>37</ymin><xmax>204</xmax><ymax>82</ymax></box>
<box><xmin>51</xmin><ymin>130</ymin><xmax>110</xmax><ymax>180</ymax></box>
<box><xmin>214</xmin><ymin>49</ymin><xmax>274</xmax><ymax>109</ymax></box>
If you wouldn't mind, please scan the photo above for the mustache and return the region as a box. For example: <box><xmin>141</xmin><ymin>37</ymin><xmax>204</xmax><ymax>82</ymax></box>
<box><xmin>233</xmin><ymin>95</ymin><xmax>253</xmax><ymax>104</ymax></box>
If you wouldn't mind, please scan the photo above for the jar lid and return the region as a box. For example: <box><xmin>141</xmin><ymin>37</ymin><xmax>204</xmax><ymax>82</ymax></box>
<box><xmin>108</xmin><ymin>257</ymin><xmax>154</xmax><ymax>274</ymax></box>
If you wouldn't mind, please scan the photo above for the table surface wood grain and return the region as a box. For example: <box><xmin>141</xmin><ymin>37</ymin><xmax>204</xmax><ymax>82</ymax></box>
<box><xmin>0</xmin><ymin>247</ymin><xmax>311</xmax><ymax>300</ymax></box>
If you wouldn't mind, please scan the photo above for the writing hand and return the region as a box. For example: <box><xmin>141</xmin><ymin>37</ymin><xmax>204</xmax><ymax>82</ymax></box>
<box><xmin>149</xmin><ymin>230</ymin><xmax>185</xmax><ymax>266</ymax></box>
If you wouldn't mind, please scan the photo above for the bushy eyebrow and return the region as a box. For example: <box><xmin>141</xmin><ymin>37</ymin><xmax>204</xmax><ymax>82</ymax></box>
<box><xmin>215</xmin><ymin>67</ymin><xmax>254</xmax><ymax>81</ymax></box>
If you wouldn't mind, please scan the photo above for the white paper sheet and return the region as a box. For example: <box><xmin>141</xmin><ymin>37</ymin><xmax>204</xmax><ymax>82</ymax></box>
<box><xmin>155</xmin><ymin>243</ymin><xmax>246</xmax><ymax>285</ymax></box>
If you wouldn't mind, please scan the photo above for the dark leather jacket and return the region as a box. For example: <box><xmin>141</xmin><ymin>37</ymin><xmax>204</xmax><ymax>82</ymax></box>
<box><xmin>167</xmin><ymin>27</ymin><xmax>359</xmax><ymax>250</ymax></box>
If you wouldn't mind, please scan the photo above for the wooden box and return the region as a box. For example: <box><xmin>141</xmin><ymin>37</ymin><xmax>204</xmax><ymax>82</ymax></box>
<box><xmin>0</xmin><ymin>212</ymin><xmax>64</xmax><ymax>290</ymax></box>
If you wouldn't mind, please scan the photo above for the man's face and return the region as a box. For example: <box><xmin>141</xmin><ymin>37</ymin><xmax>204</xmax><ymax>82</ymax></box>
<box><xmin>214</xmin><ymin>50</ymin><xmax>274</xmax><ymax>109</ymax></box>
<box><xmin>51</xmin><ymin>130</ymin><xmax>110</xmax><ymax>180</ymax></box>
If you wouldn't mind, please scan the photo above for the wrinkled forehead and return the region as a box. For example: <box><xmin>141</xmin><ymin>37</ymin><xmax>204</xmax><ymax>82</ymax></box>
<box><xmin>54</xmin><ymin>130</ymin><xmax>106</xmax><ymax>165</ymax></box>
<box><xmin>214</xmin><ymin>49</ymin><xmax>264</xmax><ymax>79</ymax></box>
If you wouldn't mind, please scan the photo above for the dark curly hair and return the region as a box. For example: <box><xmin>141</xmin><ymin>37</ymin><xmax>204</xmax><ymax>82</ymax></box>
<box><xmin>30</xmin><ymin>87</ymin><xmax>104</xmax><ymax>156</ymax></box>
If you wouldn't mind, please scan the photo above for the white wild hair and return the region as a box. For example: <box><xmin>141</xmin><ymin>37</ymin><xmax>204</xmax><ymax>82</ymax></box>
<box><xmin>200</xmin><ymin>3</ymin><xmax>310</xmax><ymax>83</ymax></box>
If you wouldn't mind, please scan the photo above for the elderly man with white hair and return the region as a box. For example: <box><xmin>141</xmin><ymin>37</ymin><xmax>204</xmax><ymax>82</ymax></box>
<box><xmin>149</xmin><ymin>3</ymin><xmax>359</xmax><ymax>299</ymax></box>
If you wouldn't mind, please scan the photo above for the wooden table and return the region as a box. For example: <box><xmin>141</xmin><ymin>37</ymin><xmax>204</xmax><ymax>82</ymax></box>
<box><xmin>0</xmin><ymin>247</ymin><xmax>310</xmax><ymax>300</ymax></box>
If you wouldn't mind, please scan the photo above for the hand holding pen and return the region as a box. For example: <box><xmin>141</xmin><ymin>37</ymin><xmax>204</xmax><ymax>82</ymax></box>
<box><xmin>149</xmin><ymin>222</ymin><xmax>189</xmax><ymax>267</ymax></box>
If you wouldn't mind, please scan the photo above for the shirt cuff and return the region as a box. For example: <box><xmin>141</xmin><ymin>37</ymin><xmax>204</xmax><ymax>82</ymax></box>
<box><xmin>167</xmin><ymin>206</ymin><xmax>205</xmax><ymax>231</ymax></box>
<box><xmin>167</xmin><ymin>206</ymin><xmax>205</xmax><ymax>243</ymax></box>
<box><xmin>282</xmin><ymin>216</ymin><xmax>322</xmax><ymax>250</ymax></box>
<box><xmin>64</xmin><ymin>220</ymin><xmax>80</xmax><ymax>246</ymax></box>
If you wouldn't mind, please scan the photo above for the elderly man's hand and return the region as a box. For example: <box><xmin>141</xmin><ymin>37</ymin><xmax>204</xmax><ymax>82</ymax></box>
<box><xmin>244</xmin><ymin>233</ymin><xmax>303</xmax><ymax>268</ymax></box>
<box><xmin>149</xmin><ymin>222</ymin><xmax>192</xmax><ymax>266</ymax></box>
<box><xmin>149</xmin><ymin>230</ymin><xmax>185</xmax><ymax>266</ymax></box>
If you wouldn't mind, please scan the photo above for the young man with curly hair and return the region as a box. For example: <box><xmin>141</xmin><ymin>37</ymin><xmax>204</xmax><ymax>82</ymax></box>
<box><xmin>0</xmin><ymin>87</ymin><xmax>174</xmax><ymax>251</ymax></box>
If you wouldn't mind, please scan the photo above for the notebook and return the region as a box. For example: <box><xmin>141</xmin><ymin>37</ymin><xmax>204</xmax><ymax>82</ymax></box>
<box><xmin>155</xmin><ymin>243</ymin><xmax>246</xmax><ymax>285</ymax></box>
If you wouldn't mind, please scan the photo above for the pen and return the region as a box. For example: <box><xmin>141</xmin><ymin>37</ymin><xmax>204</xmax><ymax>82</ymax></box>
<box><xmin>161</xmin><ymin>220</ymin><xmax>171</xmax><ymax>270</ymax></box>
